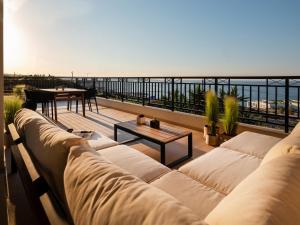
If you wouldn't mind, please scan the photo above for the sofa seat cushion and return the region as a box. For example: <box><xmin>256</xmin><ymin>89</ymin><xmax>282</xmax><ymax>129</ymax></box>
<box><xmin>205</xmin><ymin>154</ymin><xmax>300</xmax><ymax>225</ymax></box>
<box><xmin>84</xmin><ymin>131</ymin><xmax>118</xmax><ymax>150</ymax></box>
<box><xmin>65</xmin><ymin>144</ymin><xmax>206</xmax><ymax>225</ymax></box>
<box><xmin>14</xmin><ymin>109</ymin><xmax>84</xmax><ymax>211</ymax></box>
<box><xmin>152</xmin><ymin>170</ymin><xmax>225</xmax><ymax>219</ymax></box>
<box><xmin>220</xmin><ymin>131</ymin><xmax>281</xmax><ymax>159</ymax></box>
<box><xmin>179</xmin><ymin>147</ymin><xmax>261</xmax><ymax>195</ymax></box>
<box><xmin>98</xmin><ymin>145</ymin><xmax>171</xmax><ymax>183</ymax></box>
<box><xmin>261</xmin><ymin>130</ymin><xmax>300</xmax><ymax>165</ymax></box>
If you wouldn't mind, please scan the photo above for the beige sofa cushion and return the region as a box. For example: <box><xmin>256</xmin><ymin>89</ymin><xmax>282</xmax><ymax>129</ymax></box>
<box><xmin>220</xmin><ymin>131</ymin><xmax>281</xmax><ymax>159</ymax></box>
<box><xmin>152</xmin><ymin>170</ymin><xmax>225</xmax><ymax>219</ymax></box>
<box><xmin>98</xmin><ymin>145</ymin><xmax>171</xmax><ymax>182</ymax></box>
<box><xmin>205</xmin><ymin>154</ymin><xmax>300</xmax><ymax>225</ymax></box>
<box><xmin>261</xmin><ymin>131</ymin><xmax>300</xmax><ymax>165</ymax></box>
<box><xmin>179</xmin><ymin>147</ymin><xmax>260</xmax><ymax>195</ymax></box>
<box><xmin>14</xmin><ymin>108</ymin><xmax>45</xmax><ymax>136</ymax></box>
<box><xmin>85</xmin><ymin>131</ymin><xmax>118</xmax><ymax>150</ymax></box>
<box><xmin>64</xmin><ymin>144</ymin><xmax>206</xmax><ymax>225</ymax></box>
<box><xmin>14</xmin><ymin>109</ymin><xmax>84</xmax><ymax>210</ymax></box>
<box><xmin>291</xmin><ymin>121</ymin><xmax>300</xmax><ymax>135</ymax></box>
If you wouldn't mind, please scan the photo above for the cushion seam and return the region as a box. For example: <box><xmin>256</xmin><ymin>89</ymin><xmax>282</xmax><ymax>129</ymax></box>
<box><xmin>223</xmin><ymin>147</ymin><xmax>264</xmax><ymax>160</ymax></box>
<box><xmin>177</xmin><ymin>171</ymin><xmax>227</xmax><ymax>196</ymax></box>
<box><xmin>148</xmin><ymin>169</ymin><xmax>172</xmax><ymax>183</ymax></box>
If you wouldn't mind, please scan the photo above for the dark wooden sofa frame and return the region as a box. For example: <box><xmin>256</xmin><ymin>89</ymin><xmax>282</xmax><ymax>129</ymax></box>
<box><xmin>7</xmin><ymin>123</ymin><xmax>71</xmax><ymax>225</ymax></box>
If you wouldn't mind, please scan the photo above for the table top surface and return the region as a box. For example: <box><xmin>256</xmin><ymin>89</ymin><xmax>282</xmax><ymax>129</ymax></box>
<box><xmin>39</xmin><ymin>88</ymin><xmax>87</xmax><ymax>93</ymax></box>
<box><xmin>115</xmin><ymin>120</ymin><xmax>191</xmax><ymax>143</ymax></box>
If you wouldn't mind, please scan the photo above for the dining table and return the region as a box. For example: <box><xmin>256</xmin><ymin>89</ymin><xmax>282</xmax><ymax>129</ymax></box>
<box><xmin>39</xmin><ymin>88</ymin><xmax>87</xmax><ymax>121</ymax></box>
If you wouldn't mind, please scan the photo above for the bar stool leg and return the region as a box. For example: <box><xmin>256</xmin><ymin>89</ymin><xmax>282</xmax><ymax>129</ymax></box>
<box><xmin>89</xmin><ymin>99</ymin><xmax>92</xmax><ymax>112</ymax></box>
<box><xmin>94</xmin><ymin>97</ymin><xmax>99</xmax><ymax>113</ymax></box>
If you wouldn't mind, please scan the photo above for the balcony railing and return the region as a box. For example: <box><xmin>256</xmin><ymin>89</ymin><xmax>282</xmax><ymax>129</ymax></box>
<box><xmin>4</xmin><ymin>75</ymin><xmax>300</xmax><ymax>132</ymax></box>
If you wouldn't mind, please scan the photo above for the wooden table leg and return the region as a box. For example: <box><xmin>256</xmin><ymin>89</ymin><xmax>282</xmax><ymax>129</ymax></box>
<box><xmin>51</xmin><ymin>101</ymin><xmax>54</xmax><ymax>119</ymax></box>
<box><xmin>76</xmin><ymin>100</ymin><xmax>78</xmax><ymax>113</ymax></box>
<box><xmin>160</xmin><ymin>143</ymin><xmax>166</xmax><ymax>165</ymax></box>
<box><xmin>82</xmin><ymin>93</ymin><xmax>85</xmax><ymax>117</ymax></box>
<box><xmin>54</xmin><ymin>99</ymin><xmax>57</xmax><ymax>121</ymax></box>
<box><xmin>114</xmin><ymin>125</ymin><xmax>118</xmax><ymax>141</ymax></box>
<box><xmin>188</xmin><ymin>133</ymin><xmax>193</xmax><ymax>158</ymax></box>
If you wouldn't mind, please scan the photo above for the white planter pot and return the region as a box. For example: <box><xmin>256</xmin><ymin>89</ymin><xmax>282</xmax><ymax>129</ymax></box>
<box><xmin>203</xmin><ymin>125</ymin><xmax>209</xmax><ymax>138</ymax></box>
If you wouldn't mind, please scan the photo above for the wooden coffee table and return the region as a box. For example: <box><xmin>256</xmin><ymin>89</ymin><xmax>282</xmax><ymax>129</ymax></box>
<box><xmin>114</xmin><ymin>120</ymin><xmax>193</xmax><ymax>167</ymax></box>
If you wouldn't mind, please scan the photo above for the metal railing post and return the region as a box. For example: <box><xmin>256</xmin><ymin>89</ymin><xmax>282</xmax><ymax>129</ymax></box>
<box><xmin>93</xmin><ymin>77</ymin><xmax>96</xmax><ymax>89</ymax></box>
<box><xmin>121</xmin><ymin>78</ymin><xmax>124</xmax><ymax>102</ymax></box>
<box><xmin>142</xmin><ymin>78</ymin><xmax>145</xmax><ymax>106</ymax></box>
<box><xmin>214</xmin><ymin>78</ymin><xmax>218</xmax><ymax>94</ymax></box>
<box><xmin>285</xmin><ymin>78</ymin><xmax>289</xmax><ymax>133</ymax></box>
<box><xmin>171</xmin><ymin>77</ymin><xmax>175</xmax><ymax>111</ymax></box>
<box><xmin>105</xmin><ymin>78</ymin><xmax>108</xmax><ymax>99</ymax></box>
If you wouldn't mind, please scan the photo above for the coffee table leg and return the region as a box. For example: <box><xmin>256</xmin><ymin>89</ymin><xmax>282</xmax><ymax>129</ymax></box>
<box><xmin>114</xmin><ymin>126</ymin><xmax>118</xmax><ymax>141</ymax></box>
<box><xmin>160</xmin><ymin>143</ymin><xmax>166</xmax><ymax>165</ymax></box>
<box><xmin>188</xmin><ymin>133</ymin><xmax>193</xmax><ymax>158</ymax></box>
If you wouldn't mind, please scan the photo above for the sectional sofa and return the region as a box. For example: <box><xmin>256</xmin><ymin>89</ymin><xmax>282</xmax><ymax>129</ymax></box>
<box><xmin>11</xmin><ymin>108</ymin><xmax>300</xmax><ymax>225</ymax></box>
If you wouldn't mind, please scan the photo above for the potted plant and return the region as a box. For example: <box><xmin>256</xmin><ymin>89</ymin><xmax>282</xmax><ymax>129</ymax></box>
<box><xmin>222</xmin><ymin>96</ymin><xmax>239</xmax><ymax>141</ymax></box>
<box><xmin>4</xmin><ymin>96</ymin><xmax>23</xmax><ymax>130</ymax></box>
<box><xmin>13</xmin><ymin>84</ymin><xmax>25</xmax><ymax>100</ymax></box>
<box><xmin>205</xmin><ymin>91</ymin><xmax>219</xmax><ymax>146</ymax></box>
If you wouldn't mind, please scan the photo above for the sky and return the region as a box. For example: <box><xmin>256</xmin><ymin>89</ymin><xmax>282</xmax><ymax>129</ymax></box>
<box><xmin>4</xmin><ymin>0</ymin><xmax>300</xmax><ymax>77</ymax></box>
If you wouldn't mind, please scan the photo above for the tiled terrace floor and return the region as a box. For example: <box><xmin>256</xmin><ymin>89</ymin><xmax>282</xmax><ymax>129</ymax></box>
<box><xmin>52</xmin><ymin>102</ymin><xmax>214</xmax><ymax>167</ymax></box>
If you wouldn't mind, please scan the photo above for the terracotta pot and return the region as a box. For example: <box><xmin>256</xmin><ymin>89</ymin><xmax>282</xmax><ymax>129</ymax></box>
<box><xmin>205</xmin><ymin>134</ymin><xmax>219</xmax><ymax>146</ymax></box>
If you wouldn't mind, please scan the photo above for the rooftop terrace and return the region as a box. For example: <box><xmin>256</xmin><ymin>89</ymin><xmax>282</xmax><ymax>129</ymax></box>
<box><xmin>49</xmin><ymin>103</ymin><xmax>214</xmax><ymax>166</ymax></box>
<box><xmin>2</xmin><ymin>76</ymin><xmax>299</xmax><ymax>225</ymax></box>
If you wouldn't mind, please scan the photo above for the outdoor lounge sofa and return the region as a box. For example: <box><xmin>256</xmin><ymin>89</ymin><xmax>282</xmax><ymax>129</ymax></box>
<box><xmin>8</xmin><ymin>108</ymin><xmax>300</xmax><ymax>225</ymax></box>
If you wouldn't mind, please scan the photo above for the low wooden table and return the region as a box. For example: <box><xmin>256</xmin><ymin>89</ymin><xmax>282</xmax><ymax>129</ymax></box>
<box><xmin>114</xmin><ymin>120</ymin><xmax>193</xmax><ymax>167</ymax></box>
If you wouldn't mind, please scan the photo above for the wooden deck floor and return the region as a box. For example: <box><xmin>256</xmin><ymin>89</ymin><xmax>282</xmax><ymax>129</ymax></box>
<box><xmin>51</xmin><ymin>102</ymin><xmax>214</xmax><ymax>167</ymax></box>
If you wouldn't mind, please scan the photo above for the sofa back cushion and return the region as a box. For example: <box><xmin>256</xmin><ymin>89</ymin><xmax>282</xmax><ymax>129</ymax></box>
<box><xmin>64</xmin><ymin>144</ymin><xmax>205</xmax><ymax>225</ymax></box>
<box><xmin>205</xmin><ymin>154</ymin><xmax>300</xmax><ymax>225</ymax></box>
<box><xmin>14</xmin><ymin>109</ymin><xmax>84</xmax><ymax>210</ymax></box>
<box><xmin>261</xmin><ymin>130</ymin><xmax>300</xmax><ymax>165</ymax></box>
<box><xmin>14</xmin><ymin>108</ymin><xmax>45</xmax><ymax>135</ymax></box>
<box><xmin>290</xmin><ymin>121</ymin><xmax>300</xmax><ymax>135</ymax></box>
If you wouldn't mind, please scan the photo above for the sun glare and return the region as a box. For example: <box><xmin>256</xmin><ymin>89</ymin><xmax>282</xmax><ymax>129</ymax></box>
<box><xmin>4</xmin><ymin>1</ymin><xmax>26</xmax><ymax>73</ymax></box>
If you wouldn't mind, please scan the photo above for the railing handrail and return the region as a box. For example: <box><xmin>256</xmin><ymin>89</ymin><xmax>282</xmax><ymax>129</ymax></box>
<box><xmin>4</xmin><ymin>74</ymin><xmax>300</xmax><ymax>79</ymax></box>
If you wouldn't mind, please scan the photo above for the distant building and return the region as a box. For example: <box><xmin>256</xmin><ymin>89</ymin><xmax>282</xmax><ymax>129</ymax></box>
<box><xmin>246</xmin><ymin>100</ymin><xmax>297</xmax><ymax>111</ymax></box>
